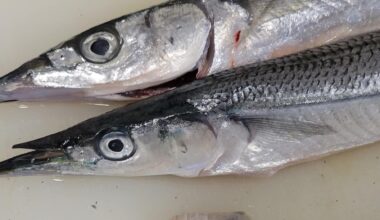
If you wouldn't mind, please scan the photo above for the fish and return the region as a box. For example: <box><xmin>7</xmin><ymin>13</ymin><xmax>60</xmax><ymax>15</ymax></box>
<box><xmin>1</xmin><ymin>30</ymin><xmax>380</xmax><ymax>177</ymax></box>
<box><xmin>1</xmin><ymin>0</ymin><xmax>380</xmax><ymax>102</ymax></box>
<box><xmin>171</xmin><ymin>212</ymin><xmax>249</xmax><ymax>220</ymax></box>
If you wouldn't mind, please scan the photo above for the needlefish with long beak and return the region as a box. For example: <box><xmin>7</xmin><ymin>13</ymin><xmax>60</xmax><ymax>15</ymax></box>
<box><xmin>1</xmin><ymin>0</ymin><xmax>380</xmax><ymax>102</ymax></box>
<box><xmin>1</xmin><ymin>30</ymin><xmax>380</xmax><ymax>177</ymax></box>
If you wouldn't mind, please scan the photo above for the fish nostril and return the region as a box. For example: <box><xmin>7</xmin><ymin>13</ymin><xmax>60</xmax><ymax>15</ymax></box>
<box><xmin>108</xmin><ymin>139</ymin><xmax>124</xmax><ymax>152</ymax></box>
<box><xmin>90</xmin><ymin>39</ymin><xmax>110</xmax><ymax>56</ymax></box>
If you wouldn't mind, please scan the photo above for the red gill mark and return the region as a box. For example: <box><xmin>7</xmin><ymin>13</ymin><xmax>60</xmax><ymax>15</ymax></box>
<box><xmin>234</xmin><ymin>30</ymin><xmax>241</xmax><ymax>47</ymax></box>
<box><xmin>230</xmin><ymin>30</ymin><xmax>241</xmax><ymax>68</ymax></box>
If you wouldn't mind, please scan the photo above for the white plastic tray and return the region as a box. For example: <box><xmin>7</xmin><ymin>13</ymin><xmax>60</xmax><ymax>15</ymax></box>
<box><xmin>1</xmin><ymin>1</ymin><xmax>380</xmax><ymax>219</ymax></box>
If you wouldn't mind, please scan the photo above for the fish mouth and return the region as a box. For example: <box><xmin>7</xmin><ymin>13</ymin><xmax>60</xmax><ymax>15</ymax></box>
<box><xmin>0</xmin><ymin>128</ymin><xmax>82</xmax><ymax>174</ymax></box>
<box><xmin>0</xmin><ymin>150</ymin><xmax>67</xmax><ymax>174</ymax></box>
<box><xmin>0</xmin><ymin>57</ymin><xmax>199</xmax><ymax>102</ymax></box>
<box><xmin>0</xmin><ymin>55</ymin><xmax>86</xmax><ymax>102</ymax></box>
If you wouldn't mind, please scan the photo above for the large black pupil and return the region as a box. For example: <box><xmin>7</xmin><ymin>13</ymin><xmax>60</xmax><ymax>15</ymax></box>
<box><xmin>90</xmin><ymin>39</ymin><xmax>110</xmax><ymax>56</ymax></box>
<box><xmin>108</xmin><ymin>139</ymin><xmax>124</xmax><ymax>152</ymax></box>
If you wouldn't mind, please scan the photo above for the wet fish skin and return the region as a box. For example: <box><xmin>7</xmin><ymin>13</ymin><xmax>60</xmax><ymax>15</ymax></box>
<box><xmin>0</xmin><ymin>0</ymin><xmax>212</xmax><ymax>101</ymax></box>
<box><xmin>2</xmin><ymin>0</ymin><xmax>380</xmax><ymax>101</ymax></box>
<box><xmin>2</xmin><ymin>30</ymin><xmax>380</xmax><ymax>177</ymax></box>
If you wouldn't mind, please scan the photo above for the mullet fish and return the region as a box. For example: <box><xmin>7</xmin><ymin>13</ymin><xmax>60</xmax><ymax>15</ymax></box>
<box><xmin>1</xmin><ymin>30</ymin><xmax>380</xmax><ymax>177</ymax></box>
<box><xmin>1</xmin><ymin>0</ymin><xmax>380</xmax><ymax>101</ymax></box>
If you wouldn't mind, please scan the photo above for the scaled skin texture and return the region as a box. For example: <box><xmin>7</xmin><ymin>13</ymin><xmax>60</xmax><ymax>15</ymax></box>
<box><xmin>1</xmin><ymin>0</ymin><xmax>380</xmax><ymax>101</ymax></box>
<box><xmin>2</xmin><ymin>31</ymin><xmax>380</xmax><ymax>177</ymax></box>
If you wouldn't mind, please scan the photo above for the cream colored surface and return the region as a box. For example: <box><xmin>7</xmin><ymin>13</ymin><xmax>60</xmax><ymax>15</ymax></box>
<box><xmin>1</xmin><ymin>1</ymin><xmax>380</xmax><ymax>219</ymax></box>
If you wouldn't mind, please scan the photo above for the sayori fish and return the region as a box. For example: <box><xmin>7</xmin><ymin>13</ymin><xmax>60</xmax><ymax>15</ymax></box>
<box><xmin>1</xmin><ymin>0</ymin><xmax>380</xmax><ymax>102</ymax></box>
<box><xmin>1</xmin><ymin>30</ymin><xmax>380</xmax><ymax>177</ymax></box>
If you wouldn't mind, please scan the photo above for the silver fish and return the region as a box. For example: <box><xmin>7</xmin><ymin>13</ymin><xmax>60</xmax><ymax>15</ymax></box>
<box><xmin>1</xmin><ymin>0</ymin><xmax>380</xmax><ymax>101</ymax></box>
<box><xmin>1</xmin><ymin>30</ymin><xmax>380</xmax><ymax>177</ymax></box>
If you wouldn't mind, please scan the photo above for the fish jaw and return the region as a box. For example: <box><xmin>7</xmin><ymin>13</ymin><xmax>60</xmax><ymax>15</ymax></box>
<box><xmin>0</xmin><ymin>55</ymin><xmax>86</xmax><ymax>102</ymax></box>
<box><xmin>0</xmin><ymin>1</ymin><xmax>212</xmax><ymax>102</ymax></box>
<box><xmin>0</xmin><ymin>56</ymin><xmax>44</xmax><ymax>102</ymax></box>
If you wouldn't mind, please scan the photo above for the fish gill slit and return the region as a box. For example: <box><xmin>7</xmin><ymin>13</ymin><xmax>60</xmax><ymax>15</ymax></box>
<box><xmin>234</xmin><ymin>30</ymin><xmax>241</xmax><ymax>45</ymax></box>
<box><xmin>228</xmin><ymin>30</ymin><xmax>242</xmax><ymax>69</ymax></box>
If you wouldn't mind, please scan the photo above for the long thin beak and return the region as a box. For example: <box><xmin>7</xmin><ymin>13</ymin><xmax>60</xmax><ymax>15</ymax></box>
<box><xmin>0</xmin><ymin>55</ymin><xmax>60</xmax><ymax>103</ymax></box>
<box><xmin>0</xmin><ymin>124</ymin><xmax>86</xmax><ymax>173</ymax></box>
<box><xmin>0</xmin><ymin>112</ymin><xmax>103</xmax><ymax>173</ymax></box>
<box><xmin>0</xmin><ymin>150</ymin><xmax>66</xmax><ymax>173</ymax></box>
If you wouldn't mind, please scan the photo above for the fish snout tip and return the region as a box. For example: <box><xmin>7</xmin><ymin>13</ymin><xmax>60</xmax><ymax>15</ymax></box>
<box><xmin>0</xmin><ymin>55</ymin><xmax>53</xmax><ymax>103</ymax></box>
<box><xmin>0</xmin><ymin>158</ymin><xmax>13</xmax><ymax>174</ymax></box>
<box><xmin>0</xmin><ymin>91</ymin><xmax>16</xmax><ymax>103</ymax></box>
<box><xmin>0</xmin><ymin>150</ymin><xmax>67</xmax><ymax>174</ymax></box>
<box><xmin>0</xmin><ymin>83</ymin><xmax>18</xmax><ymax>103</ymax></box>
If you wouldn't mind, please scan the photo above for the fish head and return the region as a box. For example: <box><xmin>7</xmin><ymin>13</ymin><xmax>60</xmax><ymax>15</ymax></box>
<box><xmin>0</xmin><ymin>108</ymin><xmax>219</xmax><ymax>177</ymax></box>
<box><xmin>0</xmin><ymin>2</ymin><xmax>212</xmax><ymax>102</ymax></box>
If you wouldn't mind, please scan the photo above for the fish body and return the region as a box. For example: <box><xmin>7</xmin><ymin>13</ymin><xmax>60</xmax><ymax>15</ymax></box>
<box><xmin>1</xmin><ymin>30</ymin><xmax>380</xmax><ymax>177</ymax></box>
<box><xmin>1</xmin><ymin>0</ymin><xmax>380</xmax><ymax>101</ymax></box>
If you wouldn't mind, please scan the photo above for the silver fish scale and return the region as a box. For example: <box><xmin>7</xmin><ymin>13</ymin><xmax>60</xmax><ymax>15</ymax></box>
<box><xmin>186</xmin><ymin>31</ymin><xmax>380</xmax><ymax>111</ymax></box>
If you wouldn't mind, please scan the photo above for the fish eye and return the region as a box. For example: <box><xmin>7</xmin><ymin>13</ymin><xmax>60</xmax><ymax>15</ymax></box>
<box><xmin>80</xmin><ymin>31</ymin><xmax>121</xmax><ymax>63</ymax></box>
<box><xmin>91</xmin><ymin>38</ymin><xmax>110</xmax><ymax>56</ymax></box>
<box><xmin>97</xmin><ymin>131</ymin><xmax>136</xmax><ymax>161</ymax></box>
